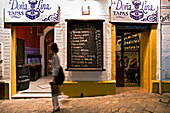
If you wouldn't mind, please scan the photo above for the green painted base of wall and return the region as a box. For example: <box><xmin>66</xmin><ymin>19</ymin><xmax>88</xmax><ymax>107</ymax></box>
<box><xmin>162</xmin><ymin>81</ymin><xmax>170</xmax><ymax>93</ymax></box>
<box><xmin>152</xmin><ymin>80</ymin><xmax>170</xmax><ymax>93</ymax></box>
<box><xmin>59</xmin><ymin>80</ymin><xmax>116</xmax><ymax>97</ymax></box>
<box><xmin>0</xmin><ymin>81</ymin><xmax>9</xmax><ymax>99</ymax></box>
<box><xmin>152</xmin><ymin>80</ymin><xmax>159</xmax><ymax>93</ymax></box>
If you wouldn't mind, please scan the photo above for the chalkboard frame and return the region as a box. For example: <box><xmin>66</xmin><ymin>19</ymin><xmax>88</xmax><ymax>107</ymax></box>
<box><xmin>66</xmin><ymin>20</ymin><xmax>105</xmax><ymax>71</ymax></box>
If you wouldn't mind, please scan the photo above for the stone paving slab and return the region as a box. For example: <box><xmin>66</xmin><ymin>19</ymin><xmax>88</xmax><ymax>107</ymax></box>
<box><xmin>0</xmin><ymin>93</ymin><xmax>170</xmax><ymax>113</ymax></box>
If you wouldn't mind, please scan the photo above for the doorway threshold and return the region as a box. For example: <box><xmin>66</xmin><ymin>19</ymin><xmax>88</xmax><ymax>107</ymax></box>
<box><xmin>12</xmin><ymin>92</ymin><xmax>51</xmax><ymax>98</ymax></box>
<box><xmin>124</xmin><ymin>82</ymin><xmax>139</xmax><ymax>87</ymax></box>
<box><xmin>116</xmin><ymin>87</ymin><xmax>147</xmax><ymax>94</ymax></box>
<box><xmin>12</xmin><ymin>92</ymin><xmax>69</xmax><ymax>99</ymax></box>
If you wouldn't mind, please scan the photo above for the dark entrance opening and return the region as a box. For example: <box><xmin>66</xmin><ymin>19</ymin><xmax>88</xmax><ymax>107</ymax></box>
<box><xmin>116</xmin><ymin>23</ymin><xmax>151</xmax><ymax>87</ymax></box>
<box><xmin>16</xmin><ymin>26</ymin><xmax>44</xmax><ymax>91</ymax></box>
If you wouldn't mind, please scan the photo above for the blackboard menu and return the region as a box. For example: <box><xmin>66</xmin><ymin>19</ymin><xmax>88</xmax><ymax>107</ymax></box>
<box><xmin>67</xmin><ymin>20</ymin><xmax>104</xmax><ymax>70</ymax></box>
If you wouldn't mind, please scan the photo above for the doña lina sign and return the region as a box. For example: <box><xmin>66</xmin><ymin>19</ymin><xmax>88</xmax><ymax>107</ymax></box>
<box><xmin>4</xmin><ymin>0</ymin><xmax>59</xmax><ymax>23</ymax></box>
<box><xmin>111</xmin><ymin>0</ymin><xmax>158</xmax><ymax>23</ymax></box>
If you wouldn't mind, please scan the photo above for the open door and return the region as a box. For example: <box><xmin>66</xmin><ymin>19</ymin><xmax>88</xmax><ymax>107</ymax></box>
<box><xmin>45</xmin><ymin>29</ymin><xmax>54</xmax><ymax>76</ymax></box>
<box><xmin>116</xmin><ymin>26</ymin><xmax>142</xmax><ymax>87</ymax></box>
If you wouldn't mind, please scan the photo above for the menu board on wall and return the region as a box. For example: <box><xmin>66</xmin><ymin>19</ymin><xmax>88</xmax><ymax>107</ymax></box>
<box><xmin>67</xmin><ymin>20</ymin><xmax>104</xmax><ymax>71</ymax></box>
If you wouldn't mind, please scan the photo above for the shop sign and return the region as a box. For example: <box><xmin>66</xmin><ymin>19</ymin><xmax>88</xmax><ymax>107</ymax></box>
<box><xmin>160</xmin><ymin>0</ymin><xmax>170</xmax><ymax>24</ymax></box>
<box><xmin>161</xmin><ymin>9</ymin><xmax>170</xmax><ymax>24</ymax></box>
<box><xmin>111</xmin><ymin>0</ymin><xmax>158</xmax><ymax>23</ymax></box>
<box><xmin>4</xmin><ymin>0</ymin><xmax>59</xmax><ymax>23</ymax></box>
<box><xmin>161</xmin><ymin>0</ymin><xmax>170</xmax><ymax>6</ymax></box>
<box><xmin>82</xmin><ymin>5</ymin><xmax>90</xmax><ymax>15</ymax></box>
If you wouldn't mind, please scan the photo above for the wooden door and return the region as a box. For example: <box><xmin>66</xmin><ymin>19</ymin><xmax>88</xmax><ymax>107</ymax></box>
<box><xmin>17</xmin><ymin>39</ymin><xmax>25</xmax><ymax>65</ymax></box>
<box><xmin>45</xmin><ymin>30</ymin><xmax>54</xmax><ymax>76</ymax></box>
<box><xmin>116</xmin><ymin>34</ymin><xmax>124</xmax><ymax>87</ymax></box>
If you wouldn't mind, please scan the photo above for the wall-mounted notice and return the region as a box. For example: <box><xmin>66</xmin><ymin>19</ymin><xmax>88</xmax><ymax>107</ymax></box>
<box><xmin>160</xmin><ymin>0</ymin><xmax>170</xmax><ymax>24</ymax></box>
<box><xmin>67</xmin><ymin>20</ymin><xmax>103</xmax><ymax>71</ymax></box>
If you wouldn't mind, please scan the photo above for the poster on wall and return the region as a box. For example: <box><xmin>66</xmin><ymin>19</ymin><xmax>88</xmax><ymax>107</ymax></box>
<box><xmin>67</xmin><ymin>20</ymin><xmax>104</xmax><ymax>71</ymax></box>
<box><xmin>111</xmin><ymin>0</ymin><xmax>158</xmax><ymax>23</ymax></box>
<box><xmin>37</xmin><ymin>26</ymin><xmax>45</xmax><ymax>35</ymax></box>
<box><xmin>4</xmin><ymin>0</ymin><xmax>60</xmax><ymax>23</ymax></box>
<box><xmin>161</xmin><ymin>0</ymin><xmax>170</xmax><ymax>7</ymax></box>
<box><xmin>160</xmin><ymin>9</ymin><xmax>170</xmax><ymax>24</ymax></box>
<box><xmin>160</xmin><ymin>0</ymin><xmax>170</xmax><ymax>24</ymax></box>
<box><xmin>161</xmin><ymin>0</ymin><xmax>170</xmax><ymax>79</ymax></box>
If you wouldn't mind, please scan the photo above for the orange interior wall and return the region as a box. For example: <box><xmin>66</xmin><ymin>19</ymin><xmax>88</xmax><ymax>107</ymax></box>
<box><xmin>16</xmin><ymin>26</ymin><xmax>40</xmax><ymax>48</ymax></box>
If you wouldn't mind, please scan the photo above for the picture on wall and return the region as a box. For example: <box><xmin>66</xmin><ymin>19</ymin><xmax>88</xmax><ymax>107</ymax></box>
<box><xmin>37</xmin><ymin>26</ymin><xmax>44</xmax><ymax>36</ymax></box>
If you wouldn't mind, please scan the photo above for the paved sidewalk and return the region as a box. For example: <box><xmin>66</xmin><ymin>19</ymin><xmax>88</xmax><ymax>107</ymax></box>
<box><xmin>0</xmin><ymin>93</ymin><xmax>170</xmax><ymax>113</ymax></box>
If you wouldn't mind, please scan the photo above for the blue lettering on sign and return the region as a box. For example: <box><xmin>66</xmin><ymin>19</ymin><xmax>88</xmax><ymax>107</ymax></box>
<box><xmin>160</xmin><ymin>13</ymin><xmax>170</xmax><ymax>22</ymax></box>
<box><xmin>113</xmin><ymin>11</ymin><xmax>128</xmax><ymax>16</ymax></box>
<box><xmin>8</xmin><ymin>0</ymin><xmax>53</xmax><ymax>20</ymax></box>
<box><xmin>9</xmin><ymin>0</ymin><xmax>28</xmax><ymax>10</ymax></box>
<box><xmin>8</xmin><ymin>0</ymin><xmax>28</xmax><ymax>18</ymax></box>
<box><xmin>114</xmin><ymin>0</ymin><xmax>132</xmax><ymax>10</ymax></box>
<box><xmin>37</xmin><ymin>0</ymin><xmax>51</xmax><ymax>13</ymax></box>
<box><xmin>8</xmin><ymin>11</ymin><xmax>24</xmax><ymax>18</ymax></box>
<box><xmin>112</xmin><ymin>0</ymin><xmax>157</xmax><ymax>22</ymax></box>
<box><xmin>140</xmin><ymin>1</ymin><xmax>155</xmax><ymax>14</ymax></box>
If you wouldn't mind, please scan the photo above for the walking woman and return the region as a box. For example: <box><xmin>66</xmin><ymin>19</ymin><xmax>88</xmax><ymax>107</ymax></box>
<box><xmin>50</xmin><ymin>43</ymin><xmax>60</xmax><ymax>112</ymax></box>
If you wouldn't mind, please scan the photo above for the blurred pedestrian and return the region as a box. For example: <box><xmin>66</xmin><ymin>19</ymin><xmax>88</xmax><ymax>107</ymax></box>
<box><xmin>50</xmin><ymin>43</ymin><xmax>61</xmax><ymax>112</ymax></box>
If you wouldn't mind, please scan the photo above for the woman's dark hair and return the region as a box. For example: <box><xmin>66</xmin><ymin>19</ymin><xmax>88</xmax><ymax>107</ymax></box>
<box><xmin>51</xmin><ymin>43</ymin><xmax>59</xmax><ymax>53</ymax></box>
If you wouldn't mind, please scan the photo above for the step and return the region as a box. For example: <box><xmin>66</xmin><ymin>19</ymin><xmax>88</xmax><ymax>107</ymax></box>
<box><xmin>12</xmin><ymin>92</ymin><xmax>69</xmax><ymax>100</ymax></box>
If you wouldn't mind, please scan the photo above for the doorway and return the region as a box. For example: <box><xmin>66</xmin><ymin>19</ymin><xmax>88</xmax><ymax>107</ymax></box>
<box><xmin>44</xmin><ymin>29</ymin><xmax>54</xmax><ymax>77</ymax></box>
<box><xmin>116</xmin><ymin>31</ymin><xmax>140</xmax><ymax>87</ymax></box>
<box><xmin>116</xmin><ymin>24</ymin><xmax>151</xmax><ymax>87</ymax></box>
<box><xmin>14</xmin><ymin>26</ymin><xmax>54</xmax><ymax>97</ymax></box>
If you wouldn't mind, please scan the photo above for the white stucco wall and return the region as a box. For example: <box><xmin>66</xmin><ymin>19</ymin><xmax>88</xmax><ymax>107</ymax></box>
<box><xmin>162</xmin><ymin>25</ymin><xmax>170</xmax><ymax>79</ymax></box>
<box><xmin>55</xmin><ymin>0</ymin><xmax>111</xmax><ymax>81</ymax></box>
<box><xmin>0</xmin><ymin>0</ymin><xmax>165</xmax><ymax>82</ymax></box>
<box><xmin>0</xmin><ymin>1</ymin><xmax>11</xmax><ymax>81</ymax></box>
<box><xmin>161</xmin><ymin>0</ymin><xmax>170</xmax><ymax>80</ymax></box>
<box><xmin>0</xmin><ymin>0</ymin><xmax>112</xmax><ymax>82</ymax></box>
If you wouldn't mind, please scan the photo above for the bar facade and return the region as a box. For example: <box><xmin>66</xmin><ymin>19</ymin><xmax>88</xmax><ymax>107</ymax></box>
<box><xmin>0</xmin><ymin>0</ymin><xmax>169</xmax><ymax>99</ymax></box>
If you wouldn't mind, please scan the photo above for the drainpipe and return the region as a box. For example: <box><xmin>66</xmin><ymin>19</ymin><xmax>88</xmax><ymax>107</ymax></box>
<box><xmin>158</xmin><ymin>0</ymin><xmax>162</xmax><ymax>94</ymax></box>
<box><xmin>160</xmin><ymin>23</ymin><xmax>162</xmax><ymax>94</ymax></box>
<box><xmin>9</xmin><ymin>27</ymin><xmax>12</xmax><ymax>100</ymax></box>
